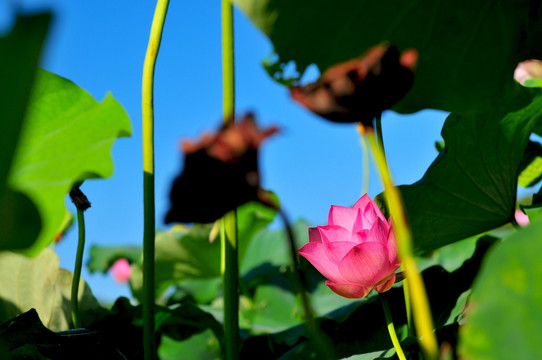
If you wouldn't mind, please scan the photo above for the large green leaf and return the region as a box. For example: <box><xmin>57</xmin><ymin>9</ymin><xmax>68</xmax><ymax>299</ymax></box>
<box><xmin>241</xmin><ymin>219</ymin><xmax>309</xmax><ymax>274</ymax></box>
<box><xmin>380</xmin><ymin>94</ymin><xmax>542</xmax><ymax>254</ymax></box>
<box><xmin>159</xmin><ymin>330</ymin><xmax>220</xmax><ymax>360</ymax></box>
<box><xmin>128</xmin><ymin>201</ymin><xmax>277</xmax><ymax>301</ymax></box>
<box><xmin>458</xmin><ymin>215</ymin><xmax>542</xmax><ymax>359</ymax></box>
<box><xmin>234</xmin><ymin>0</ymin><xmax>541</xmax><ymax>114</ymax></box>
<box><xmin>7</xmin><ymin>70</ymin><xmax>131</xmax><ymax>255</ymax></box>
<box><xmin>0</xmin><ymin>14</ymin><xmax>50</xmax><ymax>251</ymax></box>
<box><xmin>0</xmin><ymin>248</ymin><xmax>101</xmax><ymax>331</ymax></box>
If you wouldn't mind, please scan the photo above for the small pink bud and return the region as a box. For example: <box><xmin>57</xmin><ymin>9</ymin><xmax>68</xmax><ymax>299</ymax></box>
<box><xmin>514</xmin><ymin>60</ymin><xmax>542</xmax><ymax>87</ymax></box>
<box><xmin>110</xmin><ymin>258</ymin><xmax>131</xmax><ymax>283</ymax></box>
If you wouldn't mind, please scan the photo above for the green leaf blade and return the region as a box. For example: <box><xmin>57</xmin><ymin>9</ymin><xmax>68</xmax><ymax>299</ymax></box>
<box><xmin>7</xmin><ymin>70</ymin><xmax>132</xmax><ymax>255</ymax></box>
<box><xmin>382</xmin><ymin>94</ymin><xmax>542</xmax><ymax>254</ymax></box>
<box><xmin>459</xmin><ymin>214</ymin><xmax>542</xmax><ymax>359</ymax></box>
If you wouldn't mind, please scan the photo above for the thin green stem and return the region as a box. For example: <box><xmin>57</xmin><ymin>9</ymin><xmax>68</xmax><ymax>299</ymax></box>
<box><xmin>277</xmin><ymin>208</ymin><xmax>335</xmax><ymax>360</ymax></box>
<box><xmin>142</xmin><ymin>1</ymin><xmax>170</xmax><ymax>359</ymax></box>
<box><xmin>222</xmin><ymin>212</ymin><xmax>239</xmax><ymax>359</ymax></box>
<box><xmin>365</xmin><ymin>127</ymin><xmax>438</xmax><ymax>360</ymax></box>
<box><xmin>71</xmin><ymin>208</ymin><xmax>85</xmax><ymax>329</ymax></box>
<box><xmin>374</xmin><ymin>115</ymin><xmax>413</xmax><ymax>334</ymax></box>
<box><xmin>222</xmin><ymin>0</ymin><xmax>235</xmax><ymax>119</ymax></box>
<box><xmin>221</xmin><ymin>1</ymin><xmax>239</xmax><ymax>359</ymax></box>
<box><xmin>380</xmin><ymin>293</ymin><xmax>407</xmax><ymax>360</ymax></box>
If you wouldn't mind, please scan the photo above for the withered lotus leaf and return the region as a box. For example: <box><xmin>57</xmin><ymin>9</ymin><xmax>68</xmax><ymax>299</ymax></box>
<box><xmin>291</xmin><ymin>44</ymin><xmax>417</xmax><ymax>126</ymax></box>
<box><xmin>165</xmin><ymin>113</ymin><xmax>278</xmax><ymax>224</ymax></box>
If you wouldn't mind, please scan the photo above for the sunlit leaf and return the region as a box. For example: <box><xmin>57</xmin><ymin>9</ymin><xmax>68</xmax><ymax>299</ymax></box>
<box><xmin>8</xmin><ymin>70</ymin><xmax>131</xmax><ymax>256</ymax></box>
<box><xmin>518</xmin><ymin>140</ymin><xmax>542</xmax><ymax>187</ymax></box>
<box><xmin>0</xmin><ymin>248</ymin><xmax>101</xmax><ymax>331</ymax></box>
<box><xmin>459</xmin><ymin>216</ymin><xmax>542</xmax><ymax>359</ymax></box>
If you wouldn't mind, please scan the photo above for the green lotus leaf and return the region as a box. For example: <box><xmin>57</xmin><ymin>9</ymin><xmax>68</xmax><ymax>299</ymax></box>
<box><xmin>8</xmin><ymin>70</ymin><xmax>131</xmax><ymax>255</ymax></box>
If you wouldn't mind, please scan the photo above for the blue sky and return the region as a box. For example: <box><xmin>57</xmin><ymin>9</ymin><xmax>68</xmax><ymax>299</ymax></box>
<box><xmin>5</xmin><ymin>1</ymin><xmax>447</xmax><ymax>302</ymax></box>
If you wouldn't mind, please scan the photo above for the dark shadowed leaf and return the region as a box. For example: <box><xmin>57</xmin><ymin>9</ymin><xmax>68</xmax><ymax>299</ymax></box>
<box><xmin>378</xmin><ymin>94</ymin><xmax>542</xmax><ymax>254</ymax></box>
<box><xmin>0</xmin><ymin>309</ymin><xmax>129</xmax><ymax>360</ymax></box>
<box><xmin>88</xmin><ymin>297</ymin><xmax>224</xmax><ymax>360</ymax></box>
<box><xmin>234</xmin><ymin>0</ymin><xmax>542</xmax><ymax>114</ymax></box>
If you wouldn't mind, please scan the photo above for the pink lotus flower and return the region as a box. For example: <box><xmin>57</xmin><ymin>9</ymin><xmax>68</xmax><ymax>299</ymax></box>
<box><xmin>110</xmin><ymin>258</ymin><xmax>132</xmax><ymax>283</ymax></box>
<box><xmin>299</xmin><ymin>194</ymin><xmax>400</xmax><ymax>298</ymax></box>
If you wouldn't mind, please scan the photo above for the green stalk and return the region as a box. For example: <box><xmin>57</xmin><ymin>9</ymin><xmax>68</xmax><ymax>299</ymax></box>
<box><xmin>222</xmin><ymin>0</ymin><xmax>235</xmax><ymax>119</ymax></box>
<box><xmin>142</xmin><ymin>1</ymin><xmax>170</xmax><ymax>359</ymax></box>
<box><xmin>365</xmin><ymin>127</ymin><xmax>438</xmax><ymax>360</ymax></box>
<box><xmin>69</xmin><ymin>187</ymin><xmax>90</xmax><ymax>330</ymax></box>
<box><xmin>380</xmin><ymin>293</ymin><xmax>407</xmax><ymax>360</ymax></box>
<box><xmin>277</xmin><ymin>209</ymin><xmax>335</xmax><ymax>360</ymax></box>
<box><xmin>221</xmin><ymin>1</ymin><xmax>239</xmax><ymax>358</ymax></box>
<box><xmin>221</xmin><ymin>211</ymin><xmax>239</xmax><ymax>359</ymax></box>
<box><xmin>71</xmin><ymin>208</ymin><xmax>85</xmax><ymax>329</ymax></box>
<box><xmin>374</xmin><ymin>116</ymin><xmax>413</xmax><ymax>333</ymax></box>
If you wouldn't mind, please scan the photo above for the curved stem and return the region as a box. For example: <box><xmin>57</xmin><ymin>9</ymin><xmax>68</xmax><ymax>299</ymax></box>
<box><xmin>380</xmin><ymin>293</ymin><xmax>407</xmax><ymax>360</ymax></box>
<box><xmin>221</xmin><ymin>1</ymin><xmax>239</xmax><ymax>359</ymax></box>
<box><xmin>365</xmin><ymin>127</ymin><xmax>438</xmax><ymax>360</ymax></box>
<box><xmin>71</xmin><ymin>208</ymin><xmax>85</xmax><ymax>329</ymax></box>
<box><xmin>142</xmin><ymin>1</ymin><xmax>170</xmax><ymax>359</ymax></box>
<box><xmin>276</xmin><ymin>208</ymin><xmax>335</xmax><ymax>360</ymax></box>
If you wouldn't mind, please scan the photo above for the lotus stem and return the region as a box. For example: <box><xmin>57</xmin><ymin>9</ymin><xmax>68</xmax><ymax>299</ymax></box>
<box><xmin>362</xmin><ymin>118</ymin><xmax>414</xmax><ymax>334</ymax></box>
<box><xmin>69</xmin><ymin>187</ymin><xmax>90</xmax><ymax>330</ymax></box>
<box><xmin>277</xmin><ymin>208</ymin><xmax>335</xmax><ymax>360</ymax></box>
<box><xmin>364</xmin><ymin>124</ymin><xmax>438</xmax><ymax>360</ymax></box>
<box><xmin>142</xmin><ymin>0</ymin><xmax>170</xmax><ymax>358</ymax></box>
<box><xmin>221</xmin><ymin>1</ymin><xmax>240</xmax><ymax>358</ymax></box>
<box><xmin>71</xmin><ymin>208</ymin><xmax>85</xmax><ymax>329</ymax></box>
<box><xmin>380</xmin><ymin>293</ymin><xmax>407</xmax><ymax>360</ymax></box>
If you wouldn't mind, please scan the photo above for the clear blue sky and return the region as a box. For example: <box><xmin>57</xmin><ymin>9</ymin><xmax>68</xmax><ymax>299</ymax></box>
<box><xmin>5</xmin><ymin>0</ymin><xmax>447</xmax><ymax>302</ymax></box>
